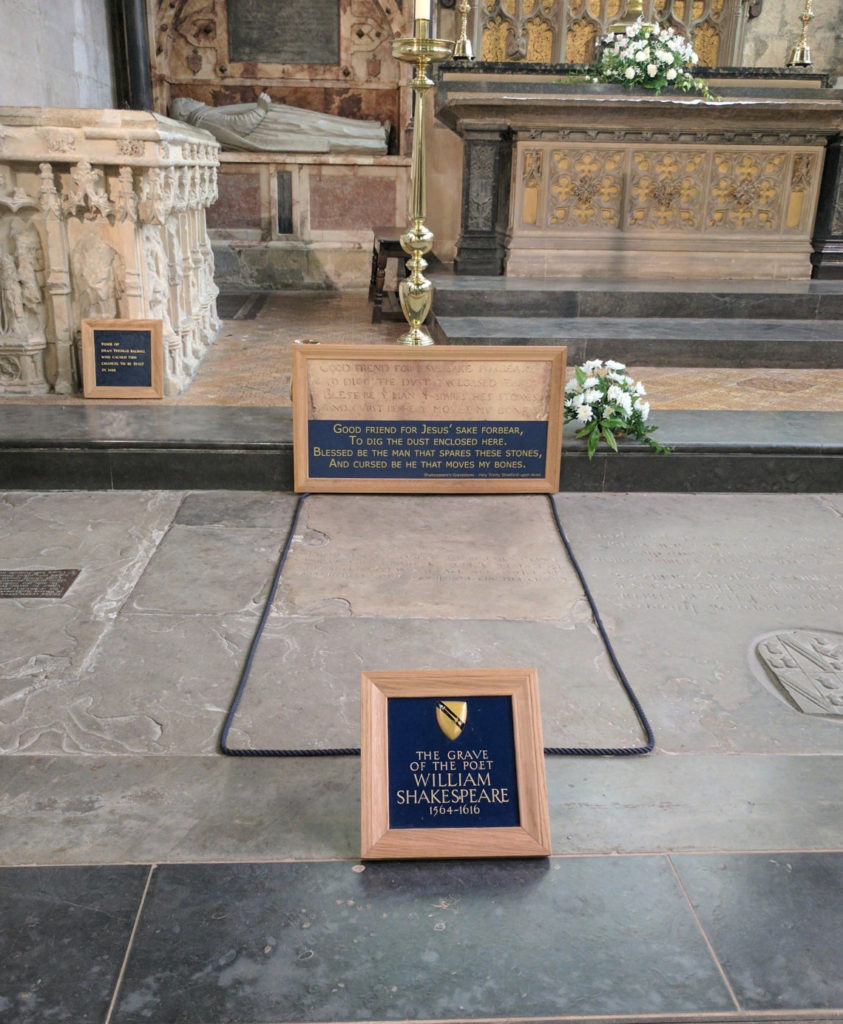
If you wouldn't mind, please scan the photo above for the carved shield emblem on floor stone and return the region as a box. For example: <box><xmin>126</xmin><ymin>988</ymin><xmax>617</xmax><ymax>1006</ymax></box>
<box><xmin>750</xmin><ymin>630</ymin><xmax>843</xmax><ymax>718</ymax></box>
<box><xmin>435</xmin><ymin>700</ymin><xmax>467</xmax><ymax>740</ymax></box>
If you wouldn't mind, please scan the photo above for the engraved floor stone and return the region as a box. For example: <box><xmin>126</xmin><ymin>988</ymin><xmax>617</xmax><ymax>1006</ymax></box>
<box><xmin>751</xmin><ymin>629</ymin><xmax>843</xmax><ymax>717</ymax></box>
<box><xmin>0</xmin><ymin>569</ymin><xmax>80</xmax><ymax>599</ymax></box>
<box><xmin>277</xmin><ymin>494</ymin><xmax>581</xmax><ymax>620</ymax></box>
<box><xmin>0</xmin><ymin>492</ymin><xmax>182</xmax><ymax>683</ymax></box>
<box><xmin>553</xmin><ymin>492</ymin><xmax>843</xmax><ymax>755</ymax></box>
<box><xmin>230</xmin><ymin>616</ymin><xmax>642</xmax><ymax>752</ymax></box>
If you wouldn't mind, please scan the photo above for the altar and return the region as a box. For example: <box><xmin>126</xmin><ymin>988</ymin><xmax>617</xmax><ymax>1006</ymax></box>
<box><xmin>435</xmin><ymin>66</ymin><xmax>843</xmax><ymax>281</ymax></box>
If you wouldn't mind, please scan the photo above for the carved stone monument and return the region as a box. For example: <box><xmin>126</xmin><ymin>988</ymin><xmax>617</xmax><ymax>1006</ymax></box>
<box><xmin>169</xmin><ymin>93</ymin><xmax>389</xmax><ymax>155</ymax></box>
<box><xmin>0</xmin><ymin>107</ymin><xmax>221</xmax><ymax>395</ymax></box>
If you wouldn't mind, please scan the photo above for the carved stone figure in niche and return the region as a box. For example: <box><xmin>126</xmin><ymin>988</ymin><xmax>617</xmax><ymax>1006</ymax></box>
<box><xmin>71</xmin><ymin>229</ymin><xmax>125</xmax><ymax>320</ymax></box>
<box><xmin>169</xmin><ymin>93</ymin><xmax>389</xmax><ymax>154</ymax></box>
<box><xmin>0</xmin><ymin>254</ymin><xmax>24</xmax><ymax>334</ymax></box>
<box><xmin>10</xmin><ymin>221</ymin><xmax>45</xmax><ymax>318</ymax></box>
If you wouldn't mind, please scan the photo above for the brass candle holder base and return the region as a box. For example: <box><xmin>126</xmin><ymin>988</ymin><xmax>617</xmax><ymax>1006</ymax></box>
<box><xmin>392</xmin><ymin>32</ymin><xmax>453</xmax><ymax>346</ymax></box>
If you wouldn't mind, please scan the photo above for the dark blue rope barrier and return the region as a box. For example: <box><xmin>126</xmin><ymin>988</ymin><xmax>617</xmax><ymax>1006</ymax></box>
<box><xmin>220</xmin><ymin>492</ymin><xmax>654</xmax><ymax>758</ymax></box>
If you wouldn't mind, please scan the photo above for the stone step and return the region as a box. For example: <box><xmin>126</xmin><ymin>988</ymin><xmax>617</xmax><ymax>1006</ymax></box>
<box><xmin>1</xmin><ymin>406</ymin><xmax>840</xmax><ymax>494</ymax></box>
<box><xmin>430</xmin><ymin>275</ymin><xmax>843</xmax><ymax>320</ymax></box>
<box><xmin>432</xmin><ymin>316</ymin><xmax>843</xmax><ymax>368</ymax></box>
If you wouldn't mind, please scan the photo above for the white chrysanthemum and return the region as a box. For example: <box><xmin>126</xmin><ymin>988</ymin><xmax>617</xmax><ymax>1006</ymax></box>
<box><xmin>607</xmin><ymin>370</ymin><xmax>629</xmax><ymax>384</ymax></box>
<box><xmin>565</xmin><ymin>378</ymin><xmax>580</xmax><ymax>393</ymax></box>
<box><xmin>634</xmin><ymin>399</ymin><xmax>650</xmax><ymax>421</ymax></box>
<box><xmin>605</xmin><ymin>359</ymin><xmax>627</xmax><ymax>371</ymax></box>
<box><xmin>635</xmin><ymin>380</ymin><xmax>647</xmax><ymax>396</ymax></box>
<box><xmin>581</xmin><ymin>376</ymin><xmax>600</xmax><ymax>388</ymax></box>
<box><xmin>576</xmin><ymin>404</ymin><xmax>594</xmax><ymax>423</ymax></box>
<box><xmin>617</xmin><ymin>391</ymin><xmax>633</xmax><ymax>415</ymax></box>
<box><xmin>582</xmin><ymin>359</ymin><xmax>602</xmax><ymax>373</ymax></box>
<box><xmin>607</xmin><ymin>384</ymin><xmax>624</xmax><ymax>404</ymax></box>
<box><xmin>624</xmin><ymin>66</ymin><xmax>636</xmax><ymax>80</ymax></box>
<box><xmin>583</xmin><ymin>389</ymin><xmax>602</xmax><ymax>404</ymax></box>
<box><xmin>570</xmin><ymin>393</ymin><xmax>584</xmax><ymax>408</ymax></box>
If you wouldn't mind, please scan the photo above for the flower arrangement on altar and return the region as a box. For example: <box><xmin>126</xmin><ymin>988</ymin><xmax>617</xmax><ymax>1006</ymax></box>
<box><xmin>588</xmin><ymin>19</ymin><xmax>712</xmax><ymax>98</ymax></box>
<box><xmin>564</xmin><ymin>359</ymin><xmax>670</xmax><ymax>459</ymax></box>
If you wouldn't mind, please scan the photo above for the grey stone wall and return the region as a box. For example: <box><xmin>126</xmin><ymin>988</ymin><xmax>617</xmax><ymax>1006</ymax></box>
<box><xmin>0</xmin><ymin>0</ymin><xmax>116</xmax><ymax>108</ymax></box>
<box><xmin>743</xmin><ymin>0</ymin><xmax>843</xmax><ymax>78</ymax></box>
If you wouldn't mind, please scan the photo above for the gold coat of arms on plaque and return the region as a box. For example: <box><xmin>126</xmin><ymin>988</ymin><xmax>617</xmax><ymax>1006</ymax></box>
<box><xmin>435</xmin><ymin>699</ymin><xmax>467</xmax><ymax>740</ymax></box>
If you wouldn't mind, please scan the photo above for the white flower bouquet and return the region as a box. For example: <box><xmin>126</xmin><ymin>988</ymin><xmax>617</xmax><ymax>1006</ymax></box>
<box><xmin>564</xmin><ymin>359</ymin><xmax>669</xmax><ymax>459</ymax></box>
<box><xmin>589</xmin><ymin>19</ymin><xmax>712</xmax><ymax>98</ymax></box>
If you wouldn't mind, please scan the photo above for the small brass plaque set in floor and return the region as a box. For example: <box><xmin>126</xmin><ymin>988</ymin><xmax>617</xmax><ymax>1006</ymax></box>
<box><xmin>293</xmin><ymin>344</ymin><xmax>564</xmax><ymax>859</ymax></box>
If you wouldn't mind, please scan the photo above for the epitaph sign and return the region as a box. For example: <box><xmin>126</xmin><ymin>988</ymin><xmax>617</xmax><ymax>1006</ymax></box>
<box><xmin>292</xmin><ymin>345</ymin><xmax>566</xmax><ymax>493</ymax></box>
<box><xmin>81</xmin><ymin>320</ymin><xmax>163</xmax><ymax>399</ymax></box>
<box><xmin>361</xmin><ymin>668</ymin><xmax>551</xmax><ymax>859</ymax></box>
<box><xmin>227</xmin><ymin>0</ymin><xmax>340</xmax><ymax>64</ymax></box>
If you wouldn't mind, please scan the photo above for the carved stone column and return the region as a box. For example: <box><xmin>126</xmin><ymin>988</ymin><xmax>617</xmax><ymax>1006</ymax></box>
<box><xmin>454</xmin><ymin>131</ymin><xmax>513</xmax><ymax>275</ymax></box>
<box><xmin>0</xmin><ymin>108</ymin><xmax>220</xmax><ymax>395</ymax></box>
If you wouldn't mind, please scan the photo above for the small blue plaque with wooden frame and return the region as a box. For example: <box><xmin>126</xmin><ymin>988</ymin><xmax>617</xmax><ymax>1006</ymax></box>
<box><xmin>361</xmin><ymin>668</ymin><xmax>551</xmax><ymax>860</ymax></box>
<box><xmin>81</xmin><ymin>319</ymin><xmax>164</xmax><ymax>399</ymax></box>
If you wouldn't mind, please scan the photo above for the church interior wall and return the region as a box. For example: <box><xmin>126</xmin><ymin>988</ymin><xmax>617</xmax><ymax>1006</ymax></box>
<box><xmin>742</xmin><ymin>0</ymin><xmax>842</xmax><ymax>79</ymax></box>
<box><xmin>0</xmin><ymin>0</ymin><xmax>116</xmax><ymax>108</ymax></box>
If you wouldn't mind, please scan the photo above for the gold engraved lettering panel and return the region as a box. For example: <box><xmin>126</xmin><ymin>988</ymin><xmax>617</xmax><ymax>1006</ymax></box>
<box><xmin>547</xmin><ymin>149</ymin><xmax>624</xmax><ymax>229</ymax></box>
<box><xmin>628</xmin><ymin>150</ymin><xmax>705</xmax><ymax>231</ymax></box>
<box><xmin>708</xmin><ymin>151</ymin><xmax>788</xmax><ymax>232</ymax></box>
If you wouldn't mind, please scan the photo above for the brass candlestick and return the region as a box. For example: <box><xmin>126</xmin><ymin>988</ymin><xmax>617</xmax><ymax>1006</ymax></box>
<box><xmin>392</xmin><ymin>24</ymin><xmax>453</xmax><ymax>345</ymax></box>
<box><xmin>453</xmin><ymin>0</ymin><xmax>474</xmax><ymax>60</ymax></box>
<box><xmin>787</xmin><ymin>0</ymin><xmax>814</xmax><ymax>66</ymax></box>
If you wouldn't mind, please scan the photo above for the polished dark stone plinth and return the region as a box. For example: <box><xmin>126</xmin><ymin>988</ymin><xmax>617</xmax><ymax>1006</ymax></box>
<box><xmin>1</xmin><ymin>405</ymin><xmax>840</xmax><ymax>492</ymax></box>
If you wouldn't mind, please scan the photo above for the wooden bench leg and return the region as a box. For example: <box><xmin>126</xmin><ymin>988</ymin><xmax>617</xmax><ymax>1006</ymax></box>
<box><xmin>372</xmin><ymin>247</ymin><xmax>388</xmax><ymax>323</ymax></box>
<box><xmin>367</xmin><ymin>244</ymin><xmax>378</xmax><ymax>302</ymax></box>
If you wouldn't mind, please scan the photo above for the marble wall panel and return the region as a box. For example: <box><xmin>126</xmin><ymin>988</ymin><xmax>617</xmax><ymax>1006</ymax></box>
<box><xmin>206</xmin><ymin>168</ymin><xmax>262</xmax><ymax>230</ymax></box>
<box><xmin>309</xmin><ymin>174</ymin><xmax>397</xmax><ymax>231</ymax></box>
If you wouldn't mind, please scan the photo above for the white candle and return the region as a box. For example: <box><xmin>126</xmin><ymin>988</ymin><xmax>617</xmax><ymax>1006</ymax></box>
<box><xmin>414</xmin><ymin>0</ymin><xmax>432</xmax><ymax>22</ymax></box>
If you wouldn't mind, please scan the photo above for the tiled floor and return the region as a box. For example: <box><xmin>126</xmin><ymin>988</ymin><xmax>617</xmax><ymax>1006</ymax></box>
<box><xmin>1</xmin><ymin>488</ymin><xmax>842</xmax><ymax>1023</ymax></box>
<box><xmin>3</xmin><ymin>289</ymin><xmax>842</xmax><ymax>411</ymax></box>
<box><xmin>7</xmin><ymin>854</ymin><xmax>843</xmax><ymax>1023</ymax></box>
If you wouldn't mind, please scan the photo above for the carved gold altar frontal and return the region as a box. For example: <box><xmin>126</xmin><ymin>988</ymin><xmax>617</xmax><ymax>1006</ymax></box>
<box><xmin>509</xmin><ymin>140</ymin><xmax>825</xmax><ymax>279</ymax></box>
<box><xmin>292</xmin><ymin>344</ymin><xmax>566</xmax><ymax>493</ymax></box>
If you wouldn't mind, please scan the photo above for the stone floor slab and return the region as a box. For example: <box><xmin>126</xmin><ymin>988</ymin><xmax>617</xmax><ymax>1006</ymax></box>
<box><xmin>5</xmin><ymin>751</ymin><xmax>842</xmax><ymax>867</ymax></box>
<box><xmin>553</xmin><ymin>493</ymin><xmax>843</xmax><ymax>755</ymax></box>
<box><xmin>0</xmin><ymin>864</ymin><xmax>149</xmax><ymax>1024</ymax></box>
<box><xmin>232</xmin><ymin>615</ymin><xmax>642</xmax><ymax>752</ymax></box>
<box><xmin>113</xmin><ymin>858</ymin><xmax>734</xmax><ymax>1022</ymax></box>
<box><xmin>0</xmin><ymin>491</ymin><xmax>181</xmax><ymax>681</ymax></box>
<box><xmin>277</xmin><ymin>494</ymin><xmax>580</xmax><ymax>620</ymax></box>
<box><xmin>0</xmin><ymin>613</ymin><xmax>256</xmax><ymax>755</ymax></box>
<box><xmin>127</xmin><ymin>523</ymin><xmax>289</xmax><ymax>615</ymax></box>
<box><xmin>673</xmin><ymin>852</ymin><xmax>843</xmax><ymax>1012</ymax></box>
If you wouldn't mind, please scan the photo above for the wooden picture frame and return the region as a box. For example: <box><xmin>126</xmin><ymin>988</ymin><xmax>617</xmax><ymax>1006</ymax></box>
<box><xmin>292</xmin><ymin>344</ymin><xmax>566</xmax><ymax>494</ymax></box>
<box><xmin>80</xmin><ymin>319</ymin><xmax>164</xmax><ymax>399</ymax></box>
<box><xmin>361</xmin><ymin>668</ymin><xmax>551</xmax><ymax>860</ymax></box>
